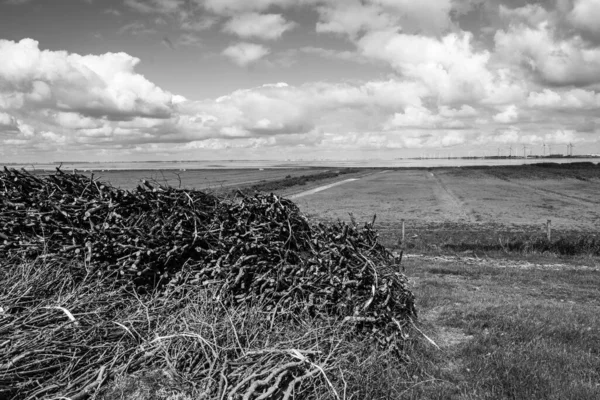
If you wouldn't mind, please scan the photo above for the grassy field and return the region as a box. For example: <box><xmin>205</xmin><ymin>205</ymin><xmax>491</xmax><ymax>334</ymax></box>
<box><xmin>3</xmin><ymin>162</ymin><xmax>599</xmax><ymax>399</ymax></box>
<box><xmin>32</xmin><ymin>167</ymin><xmax>334</xmax><ymax>191</ymax></box>
<box><xmin>399</xmin><ymin>256</ymin><xmax>600</xmax><ymax>399</ymax></box>
<box><xmin>279</xmin><ymin>163</ymin><xmax>600</xmax><ymax>398</ymax></box>
<box><xmin>284</xmin><ymin>164</ymin><xmax>600</xmax><ymax>257</ymax></box>
<box><xmin>288</xmin><ymin>164</ymin><xmax>600</xmax><ymax>230</ymax></box>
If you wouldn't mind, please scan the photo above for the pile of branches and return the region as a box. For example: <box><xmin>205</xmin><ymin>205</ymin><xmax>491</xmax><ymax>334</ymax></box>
<box><xmin>0</xmin><ymin>167</ymin><xmax>416</xmax><ymax>399</ymax></box>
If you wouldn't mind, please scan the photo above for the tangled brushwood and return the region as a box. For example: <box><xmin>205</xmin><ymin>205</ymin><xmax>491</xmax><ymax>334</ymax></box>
<box><xmin>0</xmin><ymin>168</ymin><xmax>417</xmax><ymax>399</ymax></box>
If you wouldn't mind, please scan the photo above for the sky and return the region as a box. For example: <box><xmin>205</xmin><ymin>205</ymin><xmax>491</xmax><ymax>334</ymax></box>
<box><xmin>1</xmin><ymin>0</ymin><xmax>599</xmax><ymax>162</ymax></box>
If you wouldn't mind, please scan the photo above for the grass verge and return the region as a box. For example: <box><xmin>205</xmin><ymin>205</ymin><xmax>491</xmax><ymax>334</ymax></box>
<box><xmin>237</xmin><ymin>168</ymin><xmax>363</xmax><ymax>194</ymax></box>
<box><xmin>373</xmin><ymin>222</ymin><xmax>600</xmax><ymax>258</ymax></box>
<box><xmin>399</xmin><ymin>258</ymin><xmax>600</xmax><ymax>399</ymax></box>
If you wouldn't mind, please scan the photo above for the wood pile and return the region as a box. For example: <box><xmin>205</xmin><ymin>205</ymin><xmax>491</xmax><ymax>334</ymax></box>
<box><xmin>0</xmin><ymin>168</ymin><xmax>416</xmax><ymax>399</ymax></box>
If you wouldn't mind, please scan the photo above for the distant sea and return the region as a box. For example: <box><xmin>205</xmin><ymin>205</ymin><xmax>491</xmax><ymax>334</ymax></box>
<box><xmin>4</xmin><ymin>158</ymin><xmax>599</xmax><ymax>171</ymax></box>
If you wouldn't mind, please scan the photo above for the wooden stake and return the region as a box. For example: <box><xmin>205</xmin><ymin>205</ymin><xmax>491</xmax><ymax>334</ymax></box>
<box><xmin>401</xmin><ymin>219</ymin><xmax>405</xmax><ymax>242</ymax></box>
<box><xmin>547</xmin><ymin>219</ymin><xmax>552</xmax><ymax>241</ymax></box>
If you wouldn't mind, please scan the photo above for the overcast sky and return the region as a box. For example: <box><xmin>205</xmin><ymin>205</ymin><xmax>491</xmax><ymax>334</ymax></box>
<box><xmin>1</xmin><ymin>0</ymin><xmax>599</xmax><ymax>162</ymax></box>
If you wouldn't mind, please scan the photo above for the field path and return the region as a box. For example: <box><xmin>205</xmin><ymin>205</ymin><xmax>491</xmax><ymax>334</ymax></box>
<box><xmin>288</xmin><ymin>170</ymin><xmax>388</xmax><ymax>199</ymax></box>
<box><xmin>289</xmin><ymin>179</ymin><xmax>359</xmax><ymax>199</ymax></box>
<box><xmin>428</xmin><ymin>171</ymin><xmax>477</xmax><ymax>223</ymax></box>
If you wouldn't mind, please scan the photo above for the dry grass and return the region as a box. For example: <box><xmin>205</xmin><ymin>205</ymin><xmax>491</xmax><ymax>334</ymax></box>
<box><xmin>0</xmin><ymin>254</ymin><xmax>429</xmax><ymax>400</ymax></box>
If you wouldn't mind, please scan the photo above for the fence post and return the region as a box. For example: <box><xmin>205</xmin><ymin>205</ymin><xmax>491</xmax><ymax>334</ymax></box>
<box><xmin>401</xmin><ymin>219</ymin><xmax>405</xmax><ymax>243</ymax></box>
<box><xmin>546</xmin><ymin>219</ymin><xmax>552</xmax><ymax>241</ymax></box>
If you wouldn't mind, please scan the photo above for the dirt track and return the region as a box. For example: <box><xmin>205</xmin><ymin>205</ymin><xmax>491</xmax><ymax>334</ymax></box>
<box><xmin>428</xmin><ymin>171</ymin><xmax>476</xmax><ymax>223</ymax></box>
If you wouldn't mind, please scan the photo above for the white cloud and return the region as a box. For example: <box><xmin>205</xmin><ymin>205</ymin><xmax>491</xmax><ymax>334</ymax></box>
<box><xmin>40</xmin><ymin>130</ymin><xmax>66</xmax><ymax>143</ymax></box>
<box><xmin>357</xmin><ymin>30</ymin><xmax>499</xmax><ymax>104</ymax></box>
<box><xmin>495</xmin><ymin>22</ymin><xmax>600</xmax><ymax>86</ymax></box>
<box><xmin>371</xmin><ymin>0</ymin><xmax>453</xmax><ymax>35</ymax></box>
<box><xmin>527</xmin><ymin>88</ymin><xmax>600</xmax><ymax>109</ymax></box>
<box><xmin>17</xmin><ymin>121</ymin><xmax>35</xmax><ymax>137</ymax></box>
<box><xmin>315</xmin><ymin>1</ymin><xmax>396</xmax><ymax>38</ymax></box>
<box><xmin>569</xmin><ymin>0</ymin><xmax>600</xmax><ymax>38</ymax></box>
<box><xmin>545</xmin><ymin>129</ymin><xmax>578</xmax><ymax>145</ymax></box>
<box><xmin>439</xmin><ymin>105</ymin><xmax>478</xmax><ymax>118</ymax></box>
<box><xmin>0</xmin><ymin>112</ymin><xmax>18</xmax><ymax>130</ymax></box>
<box><xmin>498</xmin><ymin>3</ymin><xmax>550</xmax><ymax>26</ymax></box>
<box><xmin>0</xmin><ymin>39</ymin><xmax>175</xmax><ymax>120</ymax></box>
<box><xmin>384</xmin><ymin>106</ymin><xmax>442</xmax><ymax>129</ymax></box>
<box><xmin>493</xmin><ymin>105</ymin><xmax>519</xmax><ymax>124</ymax></box>
<box><xmin>315</xmin><ymin>0</ymin><xmax>454</xmax><ymax>38</ymax></box>
<box><xmin>223</xmin><ymin>12</ymin><xmax>296</xmax><ymax>40</ymax></box>
<box><xmin>222</xmin><ymin>42</ymin><xmax>270</xmax><ymax>66</ymax></box>
<box><xmin>53</xmin><ymin>112</ymin><xmax>103</xmax><ymax>130</ymax></box>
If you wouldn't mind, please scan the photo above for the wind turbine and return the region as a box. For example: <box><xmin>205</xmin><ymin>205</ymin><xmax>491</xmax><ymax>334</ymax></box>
<box><xmin>509</xmin><ymin>145</ymin><xmax>513</xmax><ymax>157</ymax></box>
<box><xmin>523</xmin><ymin>144</ymin><xmax>528</xmax><ymax>159</ymax></box>
<box><xmin>542</xmin><ymin>142</ymin><xmax>546</xmax><ymax>156</ymax></box>
<box><xmin>569</xmin><ymin>142</ymin><xmax>574</xmax><ymax>156</ymax></box>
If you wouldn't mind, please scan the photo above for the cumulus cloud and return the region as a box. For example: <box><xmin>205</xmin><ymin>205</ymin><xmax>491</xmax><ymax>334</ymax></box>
<box><xmin>315</xmin><ymin>1</ymin><xmax>396</xmax><ymax>38</ymax></box>
<box><xmin>371</xmin><ymin>0</ymin><xmax>453</xmax><ymax>35</ymax></box>
<box><xmin>0</xmin><ymin>39</ymin><xmax>175</xmax><ymax>120</ymax></box>
<box><xmin>545</xmin><ymin>129</ymin><xmax>578</xmax><ymax>145</ymax></box>
<box><xmin>495</xmin><ymin>22</ymin><xmax>600</xmax><ymax>86</ymax></box>
<box><xmin>5</xmin><ymin>1</ymin><xmax>600</xmax><ymax>158</ymax></box>
<box><xmin>569</xmin><ymin>0</ymin><xmax>600</xmax><ymax>39</ymax></box>
<box><xmin>0</xmin><ymin>112</ymin><xmax>19</xmax><ymax>131</ymax></box>
<box><xmin>439</xmin><ymin>105</ymin><xmax>478</xmax><ymax>118</ymax></box>
<box><xmin>498</xmin><ymin>3</ymin><xmax>550</xmax><ymax>26</ymax></box>
<box><xmin>222</xmin><ymin>42</ymin><xmax>270</xmax><ymax>66</ymax></box>
<box><xmin>356</xmin><ymin>30</ymin><xmax>508</xmax><ymax>104</ymax></box>
<box><xmin>493</xmin><ymin>105</ymin><xmax>519</xmax><ymax>124</ymax></box>
<box><xmin>384</xmin><ymin>106</ymin><xmax>443</xmax><ymax>129</ymax></box>
<box><xmin>223</xmin><ymin>12</ymin><xmax>296</xmax><ymax>40</ymax></box>
<box><xmin>314</xmin><ymin>0</ymin><xmax>454</xmax><ymax>38</ymax></box>
<box><xmin>527</xmin><ymin>88</ymin><xmax>600</xmax><ymax>109</ymax></box>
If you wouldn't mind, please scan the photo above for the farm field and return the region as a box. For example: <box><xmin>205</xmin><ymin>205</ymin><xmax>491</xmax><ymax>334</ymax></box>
<box><xmin>60</xmin><ymin>167</ymin><xmax>333</xmax><ymax>191</ymax></box>
<box><xmin>396</xmin><ymin>254</ymin><xmax>600</xmax><ymax>399</ymax></box>
<box><xmin>2</xmin><ymin>163</ymin><xmax>599</xmax><ymax>399</ymax></box>
<box><xmin>285</xmin><ymin>165</ymin><xmax>600</xmax><ymax>231</ymax></box>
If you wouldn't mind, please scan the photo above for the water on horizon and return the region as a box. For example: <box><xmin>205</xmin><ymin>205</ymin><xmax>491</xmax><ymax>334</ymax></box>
<box><xmin>3</xmin><ymin>158</ymin><xmax>599</xmax><ymax>171</ymax></box>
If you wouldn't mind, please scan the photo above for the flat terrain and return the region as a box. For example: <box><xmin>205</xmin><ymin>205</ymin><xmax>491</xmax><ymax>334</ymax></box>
<box><xmin>61</xmin><ymin>164</ymin><xmax>600</xmax><ymax>234</ymax></box>
<box><xmin>69</xmin><ymin>163</ymin><xmax>600</xmax><ymax>252</ymax></box>
<box><xmin>53</xmin><ymin>168</ymin><xmax>332</xmax><ymax>191</ymax></box>
<box><xmin>399</xmin><ymin>254</ymin><xmax>600</xmax><ymax>399</ymax></box>
<box><xmin>3</xmin><ymin>163</ymin><xmax>599</xmax><ymax>399</ymax></box>
<box><xmin>286</xmin><ymin>166</ymin><xmax>600</xmax><ymax>231</ymax></box>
